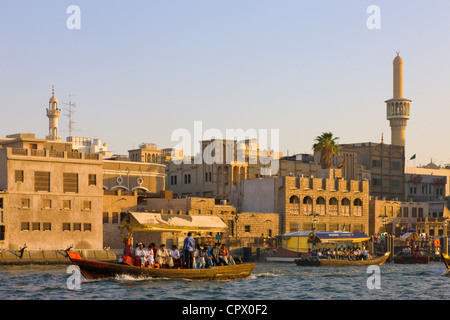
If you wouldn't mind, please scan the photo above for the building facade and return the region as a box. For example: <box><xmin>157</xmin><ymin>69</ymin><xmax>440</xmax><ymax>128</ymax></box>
<box><xmin>241</xmin><ymin>175</ymin><xmax>370</xmax><ymax>235</ymax></box>
<box><xmin>0</xmin><ymin>134</ymin><xmax>103</xmax><ymax>250</ymax></box>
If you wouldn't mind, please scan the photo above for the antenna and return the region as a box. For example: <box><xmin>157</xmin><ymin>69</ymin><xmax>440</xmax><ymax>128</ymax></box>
<box><xmin>63</xmin><ymin>95</ymin><xmax>77</xmax><ymax>137</ymax></box>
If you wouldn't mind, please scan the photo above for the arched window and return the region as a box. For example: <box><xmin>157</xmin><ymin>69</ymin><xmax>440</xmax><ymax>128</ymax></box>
<box><xmin>289</xmin><ymin>195</ymin><xmax>300</xmax><ymax>204</ymax></box>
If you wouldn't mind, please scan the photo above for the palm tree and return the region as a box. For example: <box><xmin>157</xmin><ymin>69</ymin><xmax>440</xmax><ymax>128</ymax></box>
<box><xmin>312</xmin><ymin>132</ymin><xmax>340</xmax><ymax>169</ymax></box>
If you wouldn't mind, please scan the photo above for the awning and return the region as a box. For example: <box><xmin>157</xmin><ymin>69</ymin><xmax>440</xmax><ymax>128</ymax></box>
<box><xmin>121</xmin><ymin>212</ymin><xmax>228</xmax><ymax>233</ymax></box>
<box><xmin>280</xmin><ymin>231</ymin><xmax>370</xmax><ymax>244</ymax></box>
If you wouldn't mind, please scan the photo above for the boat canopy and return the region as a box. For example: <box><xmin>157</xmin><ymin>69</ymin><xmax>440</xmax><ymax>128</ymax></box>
<box><xmin>120</xmin><ymin>212</ymin><xmax>228</xmax><ymax>233</ymax></box>
<box><xmin>277</xmin><ymin>231</ymin><xmax>371</xmax><ymax>253</ymax></box>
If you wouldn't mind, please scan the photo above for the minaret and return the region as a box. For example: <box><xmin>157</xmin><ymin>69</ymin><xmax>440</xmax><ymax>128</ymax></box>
<box><xmin>46</xmin><ymin>86</ymin><xmax>61</xmax><ymax>141</ymax></box>
<box><xmin>385</xmin><ymin>52</ymin><xmax>411</xmax><ymax>147</ymax></box>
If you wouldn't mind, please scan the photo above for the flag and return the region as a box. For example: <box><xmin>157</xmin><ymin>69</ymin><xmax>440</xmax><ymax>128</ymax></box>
<box><xmin>337</xmin><ymin>159</ymin><xmax>345</xmax><ymax>169</ymax></box>
<box><xmin>410</xmin><ymin>154</ymin><xmax>416</xmax><ymax>160</ymax></box>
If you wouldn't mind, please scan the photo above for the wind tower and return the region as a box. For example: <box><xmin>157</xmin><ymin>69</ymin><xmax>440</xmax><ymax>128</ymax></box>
<box><xmin>385</xmin><ymin>52</ymin><xmax>411</xmax><ymax>147</ymax></box>
<box><xmin>46</xmin><ymin>86</ymin><xmax>62</xmax><ymax>141</ymax></box>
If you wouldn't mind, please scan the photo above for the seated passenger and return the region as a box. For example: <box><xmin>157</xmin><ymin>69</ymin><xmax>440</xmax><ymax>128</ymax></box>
<box><xmin>134</xmin><ymin>243</ymin><xmax>147</xmax><ymax>267</ymax></box>
<box><xmin>209</xmin><ymin>243</ymin><xmax>221</xmax><ymax>266</ymax></box>
<box><xmin>156</xmin><ymin>244</ymin><xmax>174</xmax><ymax>268</ymax></box>
<box><xmin>219</xmin><ymin>244</ymin><xmax>229</xmax><ymax>265</ymax></box>
<box><xmin>194</xmin><ymin>244</ymin><xmax>205</xmax><ymax>269</ymax></box>
<box><xmin>169</xmin><ymin>245</ymin><xmax>181</xmax><ymax>268</ymax></box>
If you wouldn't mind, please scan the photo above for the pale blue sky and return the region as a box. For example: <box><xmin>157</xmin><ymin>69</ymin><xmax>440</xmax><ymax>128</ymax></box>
<box><xmin>1</xmin><ymin>1</ymin><xmax>450</xmax><ymax>166</ymax></box>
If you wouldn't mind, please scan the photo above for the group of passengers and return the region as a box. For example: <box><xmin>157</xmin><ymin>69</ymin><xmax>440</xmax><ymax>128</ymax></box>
<box><xmin>307</xmin><ymin>246</ymin><xmax>371</xmax><ymax>261</ymax></box>
<box><xmin>130</xmin><ymin>232</ymin><xmax>233</xmax><ymax>269</ymax></box>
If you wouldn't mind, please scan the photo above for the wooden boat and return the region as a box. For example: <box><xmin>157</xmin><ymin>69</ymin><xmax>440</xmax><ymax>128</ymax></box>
<box><xmin>393</xmin><ymin>251</ymin><xmax>429</xmax><ymax>264</ymax></box>
<box><xmin>67</xmin><ymin>251</ymin><xmax>256</xmax><ymax>281</ymax></box>
<box><xmin>442</xmin><ymin>253</ymin><xmax>450</xmax><ymax>269</ymax></box>
<box><xmin>294</xmin><ymin>252</ymin><xmax>390</xmax><ymax>267</ymax></box>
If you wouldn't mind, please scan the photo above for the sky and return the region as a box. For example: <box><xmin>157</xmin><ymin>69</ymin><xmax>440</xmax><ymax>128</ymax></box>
<box><xmin>1</xmin><ymin>1</ymin><xmax>450</xmax><ymax>167</ymax></box>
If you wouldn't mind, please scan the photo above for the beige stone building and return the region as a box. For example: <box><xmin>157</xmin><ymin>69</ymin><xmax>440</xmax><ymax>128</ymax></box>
<box><xmin>369</xmin><ymin>199</ymin><xmax>429</xmax><ymax>236</ymax></box>
<box><xmin>241</xmin><ymin>174</ymin><xmax>370</xmax><ymax>235</ymax></box>
<box><xmin>0</xmin><ymin>133</ymin><xmax>104</xmax><ymax>250</ymax></box>
<box><xmin>339</xmin><ymin>142</ymin><xmax>405</xmax><ymax>201</ymax></box>
<box><xmin>102</xmin><ymin>159</ymin><xmax>167</xmax><ymax>251</ymax></box>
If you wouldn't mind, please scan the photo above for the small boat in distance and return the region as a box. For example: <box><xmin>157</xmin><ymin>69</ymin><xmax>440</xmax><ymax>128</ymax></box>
<box><xmin>294</xmin><ymin>252</ymin><xmax>390</xmax><ymax>267</ymax></box>
<box><xmin>393</xmin><ymin>251</ymin><xmax>430</xmax><ymax>264</ymax></box>
<box><xmin>67</xmin><ymin>251</ymin><xmax>256</xmax><ymax>281</ymax></box>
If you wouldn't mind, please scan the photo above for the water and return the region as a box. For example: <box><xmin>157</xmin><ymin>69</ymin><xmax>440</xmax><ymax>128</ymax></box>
<box><xmin>0</xmin><ymin>262</ymin><xmax>448</xmax><ymax>300</ymax></box>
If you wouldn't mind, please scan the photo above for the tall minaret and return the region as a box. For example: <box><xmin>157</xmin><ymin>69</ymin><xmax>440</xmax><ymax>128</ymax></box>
<box><xmin>46</xmin><ymin>86</ymin><xmax>61</xmax><ymax>141</ymax></box>
<box><xmin>385</xmin><ymin>52</ymin><xmax>411</xmax><ymax>147</ymax></box>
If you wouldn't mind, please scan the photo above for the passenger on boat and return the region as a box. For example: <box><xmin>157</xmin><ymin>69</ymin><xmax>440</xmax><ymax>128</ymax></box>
<box><xmin>146</xmin><ymin>244</ymin><xmax>155</xmax><ymax>267</ymax></box>
<box><xmin>194</xmin><ymin>244</ymin><xmax>205</xmax><ymax>269</ymax></box>
<box><xmin>182</xmin><ymin>232</ymin><xmax>195</xmax><ymax>269</ymax></box>
<box><xmin>219</xmin><ymin>244</ymin><xmax>229</xmax><ymax>265</ymax></box>
<box><xmin>150</xmin><ymin>243</ymin><xmax>158</xmax><ymax>258</ymax></box>
<box><xmin>210</xmin><ymin>243</ymin><xmax>221</xmax><ymax>266</ymax></box>
<box><xmin>156</xmin><ymin>244</ymin><xmax>174</xmax><ymax>268</ymax></box>
<box><xmin>135</xmin><ymin>243</ymin><xmax>147</xmax><ymax>266</ymax></box>
<box><xmin>170</xmin><ymin>245</ymin><xmax>181</xmax><ymax>268</ymax></box>
<box><xmin>204</xmin><ymin>246</ymin><xmax>213</xmax><ymax>268</ymax></box>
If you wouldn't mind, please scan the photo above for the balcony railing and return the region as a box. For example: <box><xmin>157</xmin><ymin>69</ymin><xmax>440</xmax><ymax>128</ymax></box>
<box><xmin>7</xmin><ymin>148</ymin><xmax>101</xmax><ymax>161</ymax></box>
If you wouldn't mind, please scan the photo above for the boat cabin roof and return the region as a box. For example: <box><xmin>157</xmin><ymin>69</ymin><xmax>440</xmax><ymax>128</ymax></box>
<box><xmin>120</xmin><ymin>211</ymin><xmax>228</xmax><ymax>233</ymax></box>
<box><xmin>279</xmin><ymin>231</ymin><xmax>370</xmax><ymax>243</ymax></box>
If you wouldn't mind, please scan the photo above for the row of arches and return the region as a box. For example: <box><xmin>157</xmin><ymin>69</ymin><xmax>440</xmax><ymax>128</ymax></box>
<box><xmin>289</xmin><ymin>195</ymin><xmax>363</xmax><ymax>206</ymax></box>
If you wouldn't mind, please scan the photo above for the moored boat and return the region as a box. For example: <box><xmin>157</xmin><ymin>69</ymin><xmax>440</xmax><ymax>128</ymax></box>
<box><xmin>393</xmin><ymin>251</ymin><xmax>430</xmax><ymax>264</ymax></box>
<box><xmin>68</xmin><ymin>251</ymin><xmax>256</xmax><ymax>281</ymax></box>
<box><xmin>294</xmin><ymin>252</ymin><xmax>390</xmax><ymax>267</ymax></box>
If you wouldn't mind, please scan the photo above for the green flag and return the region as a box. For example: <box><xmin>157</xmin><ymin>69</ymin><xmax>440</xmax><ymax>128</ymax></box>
<box><xmin>410</xmin><ymin>154</ymin><xmax>416</xmax><ymax>160</ymax></box>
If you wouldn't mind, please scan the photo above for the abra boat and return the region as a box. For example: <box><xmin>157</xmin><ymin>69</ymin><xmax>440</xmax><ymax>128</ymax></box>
<box><xmin>67</xmin><ymin>211</ymin><xmax>256</xmax><ymax>281</ymax></box>
<box><xmin>294</xmin><ymin>252</ymin><xmax>390</xmax><ymax>267</ymax></box>
<box><xmin>393</xmin><ymin>252</ymin><xmax>429</xmax><ymax>264</ymax></box>
<box><xmin>442</xmin><ymin>253</ymin><xmax>450</xmax><ymax>269</ymax></box>
<box><xmin>67</xmin><ymin>251</ymin><xmax>256</xmax><ymax>281</ymax></box>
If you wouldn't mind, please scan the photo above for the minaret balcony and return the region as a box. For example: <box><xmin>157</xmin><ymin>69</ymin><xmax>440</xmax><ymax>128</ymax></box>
<box><xmin>46</xmin><ymin>108</ymin><xmax>61</xmax><ymax>117</ymax></box>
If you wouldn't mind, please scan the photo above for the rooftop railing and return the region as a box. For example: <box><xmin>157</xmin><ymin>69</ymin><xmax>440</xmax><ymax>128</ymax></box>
<box><xmin>7</xmin><ymin>148</ymin><xmax>101</xmax><ymax>161</ymax></box>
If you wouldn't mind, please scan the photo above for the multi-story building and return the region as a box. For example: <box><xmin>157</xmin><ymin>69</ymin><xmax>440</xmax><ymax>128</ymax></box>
<box><xmin>369</xmin><ymin>199</ymin><xmax>429</xmax><ymax>236</ymax></box>
<box><xmin>0</xmin><ymin>133</ymin><xmax>103</xmax><ymax>250</ymax></box>
<box><xmin>240</xmin><ymin>174</ymin><xmax>370</xmax><ymax>235</ymax></box>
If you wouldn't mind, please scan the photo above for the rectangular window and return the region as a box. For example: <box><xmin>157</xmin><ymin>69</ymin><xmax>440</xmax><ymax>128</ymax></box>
<box><xmin>112</xmin><ymin>212</ymin><xmax>119</xmax><ymax>224</ymax></box>
<box><xmin>372</xmin><ymin>179</ymin><xmax>382</xmax><ymax>186</ymax></box>
<box><xmin>62</xmin><ymin>223</ymin><xmax>71</xmax><ymax>231</ymax></box>
<box><xmin>184</xmin><ymin>174</ymin><xmax>191</xmax><ymax>184</ymax></box>
<box><xmin>21</xmin><ymin>199</ymin><xmax>30</xmax><ymax>209</ymax></box>
<box><xmin>403</xmin><ymin>207</ymin><xmax>409</xmax><ymax>217</ymax></box>
<box><xmin>391</xmin><ymin>161</ymin><xmax>401</xmax><ymax>170</ymax></box>
<box><xmin>35</xmin><ymin>171</ymin><xmax>50</xmax><ymax>192</ymax></box>
<box><xmin>43</xmin><ymin>222</ymin><xmax>51</xmax><ymax>231</ymax></box>
<box><xmin>83</xmin><ymin>223</ymin><xmax>91</xmax><ymax>232</ymax></box>
<box><xmin>244</xmin><ymin>225</ymin><xmax>251</xmax><ymax>233</ymax></box>
<box><xmin>372</xmin><ymin>160</ymin><xmax>382</xmax><ymax>168</ymax></box>
<box><xmin>63</xmin><ymin>173</ymin><xmax>78</xmax><ymax>193</ymax></box>
<box><xmin>82</xmin><ymin>201</ymin><xmax>91</xmax><ymax>211</ymax></box>
<box><xmin>88</xmin><ymin>174</ymin><xmax>97</xmax><ymax>186</ymax></box>
<box><xmin>21</xmin><ymin>222</ymin><xmax>30</xmax><ymax>231</ymax></box>
<box><xmin>62</xmin><ymin>200</ymin><xmax>71</xmax><ymax>210</ymax></box>
<box><xmin>15</xmin><ymin>170</ymin><xmax>24</xmax><ymax>183</ymax></box>
<box><xmin>73</xmin><ymin>223</ymin><xmax>82</xmax><ymax>231</ymax></box>
<box><xmin>418</xmin><ymin>207</ymin><xmax>424</xmax><ymax>218</ymax></box>
<box><xmin>103</xmin><ymin>212</ymin><xmax>109</xmax><ymax>224</ymax></box>
<box><xmin>412</xmin><ymin>207</ymin><xmax>417</xmax><ymax>218</ymax></box>
<box><xmin>390</xmin><ymin>180</ymin><xmax>400</xmax><ymax>188</ymax></box>
<box><xmin>0</xmin><ymin>198</ymin><xmax>3</xmax><ymax>209</ymax></box>
<box><xmin>0</xmin><ymin>225</ymin><xmax>5</xmax><ymax>240</ymax></box>
<box><xmin>42</xmin><ymin>199</ymin><xmax>52</xmax><ymax>209</ymax></box>
<box><xmin>32</xmin><ymin>222</ymin><xmax>40</xmax><ymax>231</ymax></box>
